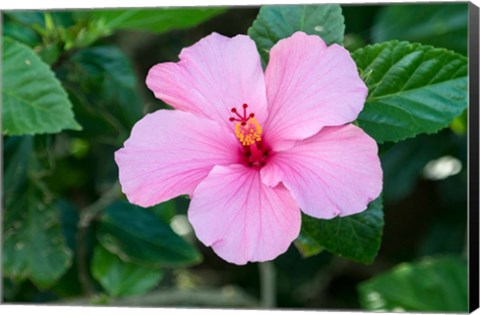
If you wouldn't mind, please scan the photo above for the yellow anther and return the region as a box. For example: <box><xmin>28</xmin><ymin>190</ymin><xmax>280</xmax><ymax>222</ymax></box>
<box><xmin>235</xmin><ymin>117</ymin><xmax>262</xmax><ymax>146</ymax></box>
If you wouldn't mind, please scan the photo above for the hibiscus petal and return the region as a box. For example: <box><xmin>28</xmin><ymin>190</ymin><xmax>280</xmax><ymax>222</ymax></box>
<box><xmin>264</xmin><ymin>32</ymin><xmax>368</xmax><ymax>150</ymax></box>
<box><xmin>188</xmin><ymin>165</ymin><xmax>300</xmax><ymax>265</ymax></box>
<box><xmin>146</xmin><ymin>33</ymin><xmax>268</xmax><ymax>129</ymax></box>
<box><xmin>115</xmin><ymin>110</ymin><xmax>240</xmax><ymax>207</ymax></box>
<box><xmin>261</xmin><ymin>124</ymin><xmax>382</xmax><ymax>218</ymax></box>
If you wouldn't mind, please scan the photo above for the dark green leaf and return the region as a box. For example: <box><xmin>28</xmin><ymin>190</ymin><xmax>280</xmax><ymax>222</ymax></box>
<box><xmin>353</xmin><ymin>41</ymin><xmax>467</xmax><ymax>143</ymax></box>
<box><xmin>3</xmin><ymin>136</ymin><xmax>33</xmax><ymax>197</ymax></box>
<box><xmin>5</xmin><ymin>11</ymin><xmax>75</xmax><ymax>29</ymax></box>
<box><xmin>97</xmin><ymin>201</ymin><xmax>202</xmax><ymax>268</ymax></box>
<box><xmin>57</xmin><ymin>45</ymin><xmax>143</xmax><ymax>136</ymax></box>
<box><xmin>2</xmin><ymin>37</ymin><xmax>81</xmax><ymax>135</ymax></box>
<box><xmin>5</xmin><ymin>11</ymin><xmax>46</xmax><ymax>28</ymax></box>
<box><xmin>51</xmin><ymin>200</ymin><xmax>94</xmax><ymax>297</ymax></box>
<box><xmin>2</xmin><ymin>278</ymin><xmax>21</xmax><ymax>301</ymax></box>
<box><xmin>3</xmin><ymin>182</ymin><xmax>73</xmax><ymax>289</ymax></box>
<box><xmin>298</xmin><ymin>197</ymin><xmax>383</xmax><ymax>264</ymax></box>
<box><xmin>358</xmin><ymin>256</ymin><xmax>468</xmax><ymax>312</ymax></box>
<box><xmin>3</xmin><ymin>136</ymin><xmax>73</xmax><ymax>289</ymax></box>
<box><xmin>92</xmin><ymin>245</ymin><xmax>163</xmax><ymax>297</ymax></box>
<box><xmin>372</xmin><ymin>4</ymin><xmax>468</xmax><ymax>55</ymax></box>
<box><xmin>2</xmin><ymin>20</ymin><xmax>41</xmax><ymax>47</ymax></box>
<box><xmin>91</xmin><ymin>8</ymin><xmax>225</xmax><ymax>33</ymax></box>
<box><xmin>248</xmin><ymin>4</ymin><xmax>345</xmax><ymax>64</ymax></box>
<box><xmin>36</xmin><ymin>43</ymin><xmax>62</xmax><ymax>65</ymax></box>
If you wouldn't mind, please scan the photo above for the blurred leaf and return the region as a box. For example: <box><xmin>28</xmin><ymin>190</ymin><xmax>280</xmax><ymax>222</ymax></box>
<box><xmin>97</xmin><ymin>201</ymin><xmax>202</xmax><ymax>268</ymax></box>
<box><xmin>2</xmin><ymin>20</ymin><xmax>41</xmax><ymax>47</ymax></box>
<box><xmin>248</xmin><ymin>4</ymin><xmax>345</xmax><ymax>64</ymax></box>
<box><xmin>2</xmin><ymin>278</ymin><xmax>21</xmax><ymax>301</ymax></box>
<box><xmin>297</xmin><ymin>197</ymin><xmax>383</xmax><ymax>264</ymax></box>
<box><xmin>51</xmin><ymin>200</ymin><xmax>95</xmax><ymax>297</ymax></box>
<box><xmin>92</xmin><ymin>245</ymin><xmax>163</xmax><ymax>297</ymax></box>
<box><xmin>358</xmin><ymin>256</ymin><xmax>468</xmax><ymax>311</ymax></box>
<box><xmin>450</xmin><ymin>109</ymin><xmax>467</xmax><ymax>135</ymax></box>
<box><xmin>91</xmin><ymin>8</ymin><xmax>225</xmax><ymax>34</ymax></box>
<box><xmin>6</xmin><ymin>11</ymin><xmax>75</xmax><ymax>29</ymax></box>
<box><xmin>417</xmin><ymin>221</ymin><xmax>466</xmax><ymax>257</ymax></box>
<box><xmin>5</xmin><ymin>11</ymin><xmax>46</xmax><ymax>28</ymax></box>
<box><xmin>380</xmin><ymin>132</ymin><xmax>455</xmax><ymax>203</ymax></box>
<box><xmin>342</xmin><ymin>5</ymin><xmax>381</xmax><ymax>35</ymax></box>
<box><xmin>372</xmin><ymin>4</ymin><xmax>468</xmax><ymax>55</ymax></box>
<box><xmin>343</xmin><ymin>33</ymin><xmax>366</xmax><ymax>52</ymax></box>
<box><xmin>353</xmin><ymin>41</ymin><xmax>467</xmax><ymax>143</ymax></box>
<box><xmin>57</xmin><ymin>45</ymin><xmax>143</xmax><ymax>137</ymax></box>
<box><xmin>294</xmin><ymin>234</ymin><xmax>324</xmax><ymax>258</ymax></box>
<box><xmin>60</xmin><ymin>90</ymin><xmax>118</xmax><ymax>142</ymax></box>
<box><xmin>150</xmin><ymin>199</ymin><xmax>177</xmax><ymax>223</ymax></box>
<box><xmin>66</xmin><ymin>22</ymin><xmax>112</xmax><ymax>50</ymax></box>
<box><xmin>36</xmin><ymin>43</ymin><xmax>62</xmax><ymax>65</ymax></box>
<box><xmin>3</xmin><ymin>136</ymin><xmax>33</xmax><ymax>197</ymax></box>
<box><xmin>2</xmin><ymin>37</ymin><xmax>81</xmax><ymax>135</ymax></box>
<box><xmin>3</xmin><ymin>136</ymin><xmax>73</xmax><ymax>289</ymax></box>
<box><xmin>3</xmin><ymin>182</ymin><xmax>73</xmax><ymax>289</ymax></box>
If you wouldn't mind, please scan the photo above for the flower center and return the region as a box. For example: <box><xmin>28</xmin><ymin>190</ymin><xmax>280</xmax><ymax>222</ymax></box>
<box><xmin>229</xmin><ymin>104</ymin><xmax>269</xmax><ymax>168</ymax></box>
<box><xmin>229</xmin><ymin>104</ymin><xmax>262</xmax><ymax>146</ymax></box>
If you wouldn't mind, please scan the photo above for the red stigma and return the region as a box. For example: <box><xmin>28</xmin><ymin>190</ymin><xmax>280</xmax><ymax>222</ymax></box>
<box><xmin>229</xmin><ymin>103</ymin><xmax>255</xmax><ymax>123</ymax></box>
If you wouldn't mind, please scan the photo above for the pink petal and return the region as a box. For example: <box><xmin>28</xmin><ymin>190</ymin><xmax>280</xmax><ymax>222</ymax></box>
<box><xmin>261</xmin><ymin>124</ymin><xmax>382</xmax><ymax>219</ymax></box>
<box><xmin>264</xmin><ymin>32</ymin><xmax>368</xmax><ymax>150</ymax></box>
<box><xmin>146</xmin><ymin>33</ymin><xmax>268</xmax><ymax>130</ymax></box>
<box><xmin>115</xmin><ymin>110</ymin><xmax>240</xmax><ymax>207</ymax></box>
<box><xmin>188</xmin><ymin>165</ymin><xmax>300</xmax><ymax>265</ymax></box>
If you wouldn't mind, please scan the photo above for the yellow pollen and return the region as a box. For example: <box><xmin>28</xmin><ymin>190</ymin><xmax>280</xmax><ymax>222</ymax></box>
<box><xmin>235</xmin><ymin>117</ymin><xmax>262</xmax><ymax>146</ymax></box>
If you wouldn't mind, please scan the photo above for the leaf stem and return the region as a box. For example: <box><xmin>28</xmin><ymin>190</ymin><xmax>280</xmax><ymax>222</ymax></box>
<box><xmin>259</xmin><ymin>261</ymin><xmax>276</xmax><ymax>308</ymax></box>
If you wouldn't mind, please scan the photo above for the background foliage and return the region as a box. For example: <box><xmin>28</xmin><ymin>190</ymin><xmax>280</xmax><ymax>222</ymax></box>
<box><xmin>2</xmin><ymin>3</ymin><xmax>469</xmax><ymax>311</ymax></box>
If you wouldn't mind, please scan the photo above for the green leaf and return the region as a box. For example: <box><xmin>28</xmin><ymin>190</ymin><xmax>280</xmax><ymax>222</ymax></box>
<box><xmin>248</xmin><ymin>4</ymin><xmax>345</xmax><ymax>64</ymax></box>
<box><xmin>358</xmin><ymin>256</ymin><xmax>468</xmax><ymax>312</ymax></box>
<box><xmin>372</xmin><ymin>4</ymin><xmax>468</xmax><ymax>55</ymax></box>
<box><xmin>3</xmin><ymin>136</ymin><xmax>32</xmax><ymax>197</ymax></box>
<box><xmin>92</xmin><ymin>245</ymin><xmax>163</xmax><ymax>297</ymax></box>
<box><xmin>5</xmin><ymin>11</ymin><xmax>75</xmax><ymax>29</ymax></box>
<box><xmin>3</xmin><ymin>182</ymin><xmax>73</xmax><ymax>289</ymax></box>
<box><xmin>91</xmin><ymin>8</ymin><xmax>225</xmax><ymax>34</ymax></box>
<box><xmin>2</xmin><ymin>37</ymin><xmax>81</xmax><ymax>135</ymax></box>
<box><xmin>97</xmin><ymin>201</ymin><xmax>202</xmax><ymax>268</ymax></box>
<box><xmin>353</xmin><ymin>41</ymin><xmax>467</xmax><ymax>143</ymax></box>
<box><xmin>58</xmin><ymin>45</ymin><xmax>143</xmax><ymax>132</ymax></box>
<box><xmin>2</xmin><ymin>20</ymin><xmax>41</xmax><ymax>47</ymax></box>
<box><xmin>297</xmin><ymin>197</ymin><xmax>383</xmax><ymax>264</ymax></box>
<box><xmin>3</xmin><ymin>136</ymin><xmax>73</xmax><ymax>289</ymax></box>
<box><xmin>4</xmin><ymin>11</ymin><xmax>46</xmax><ymax>28</ymax></box>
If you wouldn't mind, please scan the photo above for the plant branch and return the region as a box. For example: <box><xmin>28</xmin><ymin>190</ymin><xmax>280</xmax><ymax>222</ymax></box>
<box><xmin>259</xmin><ymin>261</ymin><xmax>276</xmax><ymax>309</ymax></box>
<box><xmin>76</xmin><ymin>181</ymin><xmax>122</xmax><ymax>296</ymax></box>
<box><xmin>78</xmin><ymin>181</ymin><xmax>121</xmax><ymax>229</ymax></box>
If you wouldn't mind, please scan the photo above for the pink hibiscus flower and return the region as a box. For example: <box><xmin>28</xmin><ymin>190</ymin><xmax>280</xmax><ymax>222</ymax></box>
<box><xmin>115</xmin><ymin>31</ymin><xmax>383</xmax><ymax>265</ymax></box>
